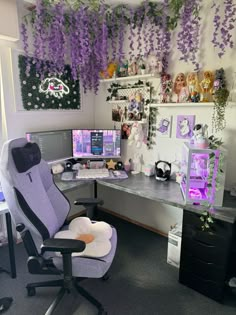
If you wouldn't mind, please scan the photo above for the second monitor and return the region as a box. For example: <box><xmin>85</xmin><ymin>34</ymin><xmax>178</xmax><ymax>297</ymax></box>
<box><xmin>72</xmin><ymin>129</ymin><xmax>121</xmax><ymax>159</ymax></box>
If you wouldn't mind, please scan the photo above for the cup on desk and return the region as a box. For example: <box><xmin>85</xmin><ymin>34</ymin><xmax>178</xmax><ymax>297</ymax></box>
<box><xmin>124</xmin><ymin>163</ymin><xmax>131</xmax><ymax>172</ymax></box>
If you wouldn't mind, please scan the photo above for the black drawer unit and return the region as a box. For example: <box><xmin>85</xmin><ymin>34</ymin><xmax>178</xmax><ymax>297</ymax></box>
<box><xmin>179</xmin><ymin>210</ymin><xmax>236</xmax><ymax>302</ymax></box>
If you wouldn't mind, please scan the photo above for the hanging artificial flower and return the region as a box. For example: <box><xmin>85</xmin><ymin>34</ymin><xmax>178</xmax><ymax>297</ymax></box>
<box><xmin>212</xmin><ymin>0</ymin><xmax>236</xmax><ymax>58</ymax></box>
<box><xmin>20</xmin><ymin>23</ymin><xmax>31</xmax><ymax>77</ymax></box>
<box><xmin>128</xmin><ymin>7</ymin><xmax>135</xmax><ymax>63</ymax></box>
<box><xmin>177</xmin><ymin>0</ymin><xmax>202</xmax><ymax>71</ymax></box>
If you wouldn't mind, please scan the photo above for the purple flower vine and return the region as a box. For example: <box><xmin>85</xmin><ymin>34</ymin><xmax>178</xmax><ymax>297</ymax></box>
<box><xmin>177</xmin><ymin>0</ymin><xmax>202</xmax><ymax>71</ymax></box>
<box><xmin>212</xmin><ymin>0</ymin><xmax>236</xmax><ymax>58</ymax></box>
<box><xmin>20</xmin><ymin>23</ymin><xmax>31</xmax><ymax>77</ymax></box>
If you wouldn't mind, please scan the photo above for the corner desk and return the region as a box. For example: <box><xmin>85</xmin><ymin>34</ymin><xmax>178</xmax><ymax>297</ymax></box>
<box><xmin>2</xmin><ymin>173</ymin><xmax>236</xmax><ymax>301</ymax></box>
<box><xmin>56</xmin><ymin>173</ymin><xmax>236</xmax><ymax>302</ymax></box>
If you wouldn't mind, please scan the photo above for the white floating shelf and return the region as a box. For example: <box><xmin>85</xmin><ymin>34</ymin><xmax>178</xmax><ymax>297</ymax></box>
<box><xmin>150</xmin><ymin>101</ymin><xmax>236</xmax><ymax>107</ymax></box>
<box><xmin>100</xmin><ymin>73</ymin><xmax>159</xmax><ymax>83</ymax></box>
<box><xmin>107</xmin><ymin>100</ymin><xmax>128</xmax><ymax>104</ymax></box>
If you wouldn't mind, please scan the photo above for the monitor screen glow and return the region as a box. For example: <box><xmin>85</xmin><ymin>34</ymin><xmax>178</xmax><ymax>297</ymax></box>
<box><xmin>26</xmin><ymin>129</ymin><xmax>72</xmax><ymax>162</ymax></box>
<box><xmin>72</xmin><ymin>129</ymin><xmax>121</xmax><ymax>159</ymax></box>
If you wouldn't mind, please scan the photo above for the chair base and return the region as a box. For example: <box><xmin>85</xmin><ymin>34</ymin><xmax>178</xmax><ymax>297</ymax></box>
<box><xmin>26</xmin><ymin>278</ymin><xmax>107</xmax><ymax>315</ymax></box>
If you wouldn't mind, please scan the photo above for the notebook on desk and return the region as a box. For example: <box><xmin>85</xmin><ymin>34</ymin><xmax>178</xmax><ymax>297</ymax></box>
<box><xmin>61</xmin><ymin>169</ymin><xmax>128</xmax><ymax>181</ymax></box>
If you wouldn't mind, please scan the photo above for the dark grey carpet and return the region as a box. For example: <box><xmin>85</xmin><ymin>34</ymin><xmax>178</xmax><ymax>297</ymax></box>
<box><xmin>0</xmin><ymin>211</ymin><xmax>236</xmax><ymax>315</ymax></box>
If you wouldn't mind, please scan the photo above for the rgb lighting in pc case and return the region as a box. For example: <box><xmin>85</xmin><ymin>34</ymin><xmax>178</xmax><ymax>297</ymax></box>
<box><xmin>180</xmin><ymin>142</ymin><xmax>226</xmax><ymax>207</ymax></box>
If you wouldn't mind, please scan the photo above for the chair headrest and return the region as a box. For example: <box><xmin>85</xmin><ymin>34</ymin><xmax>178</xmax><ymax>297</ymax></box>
<box><xmin>12</xmin><ymin>142</ymin><xmax>41</xmax><ymax>173</ymax></box>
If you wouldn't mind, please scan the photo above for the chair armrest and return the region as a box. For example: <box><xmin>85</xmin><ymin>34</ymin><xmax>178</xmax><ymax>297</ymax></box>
<box><xmin>41</xmin><ymin>238</ymin><xmax>85</xmax><ymax>254</ymax></box>
<box><xmin>74</xmin><ymin>198</ymin><xmax>104</xmax><ymax>206</ymax></box>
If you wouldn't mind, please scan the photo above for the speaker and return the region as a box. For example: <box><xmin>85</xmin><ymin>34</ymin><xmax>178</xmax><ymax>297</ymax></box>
<box><xmin>155</xmin><ymin>161</ymin><xmax>171</xmax><ymax>181</ymax></box>
<box><xmin>115</xmin><ymin>161</ymin><xmax>124</xmax><ymax>170</ymax></box>
<box><xmin>64</xmin><ymin>161</ymin><xmax>73</xmax><ymax>172</ymax></box>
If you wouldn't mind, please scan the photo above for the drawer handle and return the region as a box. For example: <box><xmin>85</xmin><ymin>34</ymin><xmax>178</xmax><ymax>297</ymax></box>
<box><xmin>194</xmin><ymin>239</ymin><xmax>215</xmax><ymax>248</ymax></box>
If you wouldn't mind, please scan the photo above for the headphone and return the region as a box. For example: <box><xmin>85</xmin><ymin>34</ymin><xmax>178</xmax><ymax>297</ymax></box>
<box><xmin>155</xmin><ymin>161</ymin><xmax>171</xmax><ymax>181</ymax></box>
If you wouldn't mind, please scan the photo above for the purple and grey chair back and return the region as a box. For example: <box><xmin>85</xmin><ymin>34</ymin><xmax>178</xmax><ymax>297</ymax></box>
<box><xmin>0</xmin><ymin>138</ymin><xmax>70</xmax><ymax>251</ymax></box>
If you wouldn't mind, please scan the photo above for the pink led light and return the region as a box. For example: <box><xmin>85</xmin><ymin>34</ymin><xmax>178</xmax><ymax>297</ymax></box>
<box><xmin>189</xmin><ymin>188</ymin><xmax>202</xmax><ymax>199</ymax></box>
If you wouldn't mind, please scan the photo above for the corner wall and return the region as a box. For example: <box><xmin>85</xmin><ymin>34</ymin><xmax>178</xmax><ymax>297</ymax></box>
<box><xmin>94</xmin><ymin>1</ymin><xmax>236</xmax><ymax>234</ymax></box>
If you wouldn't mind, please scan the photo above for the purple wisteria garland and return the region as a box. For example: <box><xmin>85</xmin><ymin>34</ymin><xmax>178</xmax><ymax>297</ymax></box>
<box><xmin>177</xmin><ymin>0</ymin><xmax>202</xmax><ymax>71</ymax></box>
<box><xmin>21</xmin><ymin>0</ymin><xmax>236</xmax><ymax>94</ymax></box>
<box><xmin>212</xmin><ymin>0</ymin><xmax>236</xmax><ymax>58</ymax></box>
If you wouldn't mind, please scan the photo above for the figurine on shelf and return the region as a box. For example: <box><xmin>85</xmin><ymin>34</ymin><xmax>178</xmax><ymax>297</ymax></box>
<box><xmin>191</xmin><ymin>124</ymin><xmax>209</xmax><ymax>148</ymax></box>
<box><xmin>186</xmin><ymin>72</ymin><xmax>200</xmax><ymax>102</ymax></box>
<box><xmin>136</xmin><ymin>56</ymin><xmax>146</xmax><ymax>75</ymax></box>
<box><xmin>117</xmin><ymin>60</ymin><xmax>128</xmax><ymax>77</ymax></box>
<box><xmin>160</xmin><ymin>73</ymin><xmax>172</xmax><ymax>103</ymax></box>
<box><xmin>146</xmin><ymin>53</ymin><xmax>162</xmax><ymax>75</ymax></box>
<box><xmin>100</xmin><ymin>62</ymin><xmax>117</xmax><ymax>79</ymax></box>
<box><xmin>128</xmin><ymin>60</ymin><xmax>138</xmax><ymax>76</ymax></box>
<box><xmin>173</xmin><ymin>73</ymin><xmax>189</xmax><ymax>103</ymax></box>
<box><xmin>128</xmin><ymin>122</ymin><xmax>144</xmax><ymax>149</ymax></box>
<box><xmin>212</xmin><ymin>68</ymin><xmax>226</xmax><ymax>97</ymax></box>
<box><xmin>200</xmin><ymin>70</ymin><xmax>214</xmax><ymax>102</ymax></box>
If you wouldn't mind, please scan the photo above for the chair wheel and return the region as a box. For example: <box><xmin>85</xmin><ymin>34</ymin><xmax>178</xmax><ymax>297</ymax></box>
<box><xmin>27</xmin><ymin>287</ymin><xmax>36</xmax><ymax>297</ymax></box>
<box><xmin>98</xmin><ymin>308</ymin><xmax>107</xmax><ymax>315</ymax></box>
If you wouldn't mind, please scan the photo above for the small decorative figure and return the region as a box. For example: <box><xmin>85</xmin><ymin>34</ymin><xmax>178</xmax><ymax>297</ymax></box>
<box><xmin>160</xmin><ymin>73</ymin><xmax>172</xmax><ymax>103</ymax></box>
<box><xmin>128</xmin><ymin>122</ymin><xmax>144</xmax><ymax>149</ymax></box>
<box><xmin>128</xmin><ymin>61</ymin><xmax>138</xmax><ymax>76</ymax></box>
<box><xmin>186</xmin><ymin>72</ymin><xmax>200</xmax><ymax>102</ymax></box>
<box><xmin>200</xmin><ymin>70</ymin><xmax>214</xmax><ymax>102</ymax></box>
<box><xmin>212</xmin><ymin>68</ymin><xmax>226</xmax><ymax>97</ymax></box>
<box><xmin>191</xmin><ymin>124</ymin><xmax>209</xmax><ymax>148</ymax></box>
<box><xmin>146</xmin><ymin>53</ymin><xmax>162</xmax><ymax>75</ymax></box>
<box><xmin>173</xmin><ymin>73</ymin><xmax>189</xmax><ymax>102</ymax></box>
<box><xmin>117</xmin><ymin>60</ymin><xmax>128</xmax><ymax>77</ymax></box>
<box><xmin>100</xmin><ymin>62</ymin><xmax>117</xmax><ymax>79</ymax></box>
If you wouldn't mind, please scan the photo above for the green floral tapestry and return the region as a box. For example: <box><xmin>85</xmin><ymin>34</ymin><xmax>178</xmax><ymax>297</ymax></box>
<box><xmin>18</xmin><ymin>55</ymin><xmax>81</xmax><ymax>110</ymax></box>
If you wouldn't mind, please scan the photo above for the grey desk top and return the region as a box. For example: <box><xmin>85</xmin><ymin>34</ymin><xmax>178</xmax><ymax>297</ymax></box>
<box><xmin>97</xmin><ymin>173</ymin><xmax>236</xmax><ymax>224</ymax></box>
<box><xmin>54</xmin><ymin>172</ymin><xmax>236</xmax><ymax>224</ymax></box>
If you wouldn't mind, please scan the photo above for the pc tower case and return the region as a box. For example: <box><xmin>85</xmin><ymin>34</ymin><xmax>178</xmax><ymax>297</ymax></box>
<box><xmin>180</xmin><ymin>142</ymin><xmax>226</xmax><ymax>206</ymax></box>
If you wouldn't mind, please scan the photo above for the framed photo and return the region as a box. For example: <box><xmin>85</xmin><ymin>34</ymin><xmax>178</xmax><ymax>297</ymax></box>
<box><xmin>176</xmin><ymin>115</ymin><xmax>195</xmax><ymax>139</ymax></box>
<box><xmin>156</xmin><ymin>116</ymin><xmax>172</xmax><ymax>137</ymax></box>
<box><xmin>11</xmin><ymin>49</ymin><xmax>82</xmax><ymax>111</ymax></box>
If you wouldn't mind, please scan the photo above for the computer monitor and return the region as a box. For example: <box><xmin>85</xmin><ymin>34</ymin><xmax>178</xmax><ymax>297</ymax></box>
<box><xmin>26</xmin><ymin>129</ymin><xmax>72</xmax><ymax>162</ymax></box>
<box><xmin>72</xmin><ymin>129</ymin><xmax>121</xmax><ymax>159</ymax></box>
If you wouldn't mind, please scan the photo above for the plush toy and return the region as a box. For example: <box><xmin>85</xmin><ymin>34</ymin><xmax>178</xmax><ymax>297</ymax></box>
<box><xmin>100</xmin><ymin>62</ymin><xmax>117</xmax><ymax>79</ymax></box>
<box><xmin>212</xmin><ymin>68</ymin><xmax>226</xmax><ymax>96</ymax></box>
<box><xmin>54</xmin><ymin>217</ymin><xmax>112</xmax><ymax>258</ymax></box>
<box><xmin>128</xmin><ymin>122</ymin><xmax>144</xmax><ymax>149</ymax></box>
<box><xmin>146</xmin><ymin>53</ymin><xmax>162</xmax><ymax>75</ymax></box>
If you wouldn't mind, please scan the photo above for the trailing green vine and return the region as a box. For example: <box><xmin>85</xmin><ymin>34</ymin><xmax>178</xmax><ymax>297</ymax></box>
<box><xmin>212</xmin><ymin>88</ymin><xmax>230</xmax><ymax>133</ymax></box>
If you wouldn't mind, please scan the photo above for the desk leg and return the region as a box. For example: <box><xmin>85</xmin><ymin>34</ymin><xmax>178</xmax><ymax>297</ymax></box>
<box><xmin>92</xmin><ymin>181</ymin><xmax>98</xmax><ymax>219</ymax></box>
<box><xmin>5</xmin><ymin>213</ymin><xmax>16</xmax><ymax>279</ymax></box>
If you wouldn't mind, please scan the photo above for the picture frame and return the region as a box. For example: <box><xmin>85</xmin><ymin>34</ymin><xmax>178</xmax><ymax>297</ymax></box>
<box><xmin>176</xmin><ymin>115</ymin><xmax>195</xmax><ymax>139</ymax></box>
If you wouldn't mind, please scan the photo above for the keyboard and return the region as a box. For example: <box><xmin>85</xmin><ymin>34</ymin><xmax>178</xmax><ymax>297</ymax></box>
<box><xmin>76</xmin><ymin>168</ymin><xmax>110</xmax><ymax>179</ymax></box>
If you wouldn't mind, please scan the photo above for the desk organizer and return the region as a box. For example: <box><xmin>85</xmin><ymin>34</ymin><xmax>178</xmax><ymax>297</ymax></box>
<box><xmin>180</xmin><ymin>142</ymin><xmax>226</xmax><ymax>206</ymax></box>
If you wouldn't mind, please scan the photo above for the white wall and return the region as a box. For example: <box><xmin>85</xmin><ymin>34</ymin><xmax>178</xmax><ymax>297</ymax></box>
<box><xmin>94</xmin><ymin>0</ymin><xmax>236</xmax><ymax>234</ymax></box>
<box><xmin>0</xmin><ymin>2</ymin><xmax>95</xmax><ymax>145</ymax></box>
<box><xmin>0</xmin><ymin>0</ymin><xmax>19</xmax><ymax>41</ymax></box>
